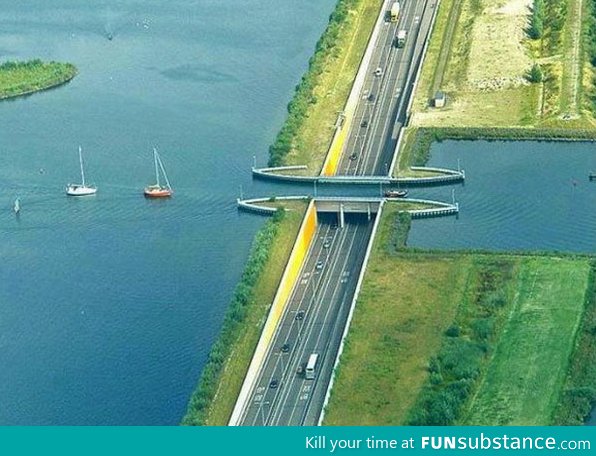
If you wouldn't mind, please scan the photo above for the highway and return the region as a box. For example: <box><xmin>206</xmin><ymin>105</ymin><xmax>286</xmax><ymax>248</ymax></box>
<box><xmin>239</xmin><ymin>213</ymin><xmax>374</xmax><ymax>426</ymax></box>
<box><xmin>236</xmin><ymin>0</ymin><xmax>438</xmax><ymax>427</ymax></box>
<box><xmin>337</xmin><ymin>0</ymin><xmax>436</xmax><ymax>176</ymax></box>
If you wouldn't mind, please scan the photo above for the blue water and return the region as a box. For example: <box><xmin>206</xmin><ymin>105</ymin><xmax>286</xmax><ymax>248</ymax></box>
<box><xmin>4</xmin><ymin>1</ymin><xmax>596</xmax><ymax>427</ymax></box>
<box><xmin>0</xmin><ymin>0</ymin><xmax>338</xmax><ymax>425</ymax></box>
<box><xmin>408</xmin><ymin>140</ymin><xmax>596</xmax><ymax>253</ymax></box>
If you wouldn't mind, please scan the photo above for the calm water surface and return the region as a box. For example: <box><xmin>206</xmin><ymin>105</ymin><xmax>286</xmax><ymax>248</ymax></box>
<box><xmin>0</xmin><ymin>0</ymin><xmax>337</xmax><ymax>425</ymax></box>
<box><xmin>3</xmin><ymin>1</ymin><xmax>596</xmax><ymax>426</ymax></box>
<box><xmin>408</xmin><ymin>140</ymin><xmax>596</xmax><ymax>253</ymax></box>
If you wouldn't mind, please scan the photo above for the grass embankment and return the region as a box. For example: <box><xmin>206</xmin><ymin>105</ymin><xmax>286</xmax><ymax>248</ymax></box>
<box><xmin>553</xmin><ymin>262</ymin><xmax>596</xmax><ymax>424</ymax></box>
<box><xmin>182</xmin><ymin>203</ymin><xmax>307</xmax><ymax>425</ymax></box>
<box><xmin>462</xmin><ymin>257</ymin><xmax>589</xmax><ymax>425</ymax></box>
<box><xmin>268</xmin><ymin>0</ymin><xmax>382</xmax><ymax>174</ymax></box>
<box><xmin>0</xmin><ymin>59</ymin><xmax>77</xmax><ymax>100</ymax></box>
<box><xmin>410</xmin><ymin>0</ymin><xmax>596</xmax><ymax>129</ymax></box>
<box><xmin>323</xmin><ymin>205</ymin><xmax>592</xmax><ymax>425</ymax></box>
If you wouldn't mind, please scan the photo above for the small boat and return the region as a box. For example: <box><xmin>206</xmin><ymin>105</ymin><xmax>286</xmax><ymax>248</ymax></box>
<box><xmin>144</xmin><ymin>148</ymin><xmax>173</xmax><ymax>198</ymax></box>
<box><xmin>384</xmin><ymin>189</ymin><xmax>408</xmax><ymax>198</ymax></box>
<box><xmin>589</xmin><ymin>172</ymin><xmax>596</xmax><ymax>181</ymax></box>
<box><xmin>13</xmin><ymin>197</ymin><xmax>20</xmax><ymax>214</ymax></box>
<box><xmin>66</xmin><ymin>146</ymin><xmax>97</xmax><ymax>196</ymax></box>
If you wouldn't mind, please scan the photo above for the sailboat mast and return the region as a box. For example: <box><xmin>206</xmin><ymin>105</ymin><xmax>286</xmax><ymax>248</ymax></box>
<box><xmin>153</xmin><ymin>148</ymin><xmax>160</xmax><ymax>187</ymax></box>
<box><xmin>79</xmin><ymin>146</ymin><xmax>86</xmax><ymax>186</ymax></box>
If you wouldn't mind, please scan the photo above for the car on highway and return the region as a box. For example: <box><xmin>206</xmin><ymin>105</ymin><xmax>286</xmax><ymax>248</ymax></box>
<box><xmin>295</xmin><ymin>310</ymin><xmax>305</xmax><ymax>321</ymax></box>
<box><xmin>360</xmin><ymin>119</ymin><xmax>368</xmax><ymax>127</ymax></box>
<box><xmin>323</xmin><ymin>239</ymin><xmax>331</xmax><ymax>248</ymax></box>
<box><xmin>374</xmin><ymin>67</ymin><xmax>383</xmax><ymax>77</ymax></box>
<box><xmin>349</xmin><ymin>152</ymin><xmax>358</xmax><ymax>161</ymax></box>
<box><xmin>367</xmin><ymin>93</ymin><xmax>375</xmax><ymax>102</ymax></box>
<box><xmin>316</xmin><ymin>260</ymin><xmax>324</xmax><ymax>270</ymax></box>
<box><xmin>281</xmin><ymin>343</ymin><xmax>290</xmax><ymax>353</ymax></box>
<box><xmin>269</xmin><ymin>379</ymin><xmax>279</xmax><ymax>389</ymax></box>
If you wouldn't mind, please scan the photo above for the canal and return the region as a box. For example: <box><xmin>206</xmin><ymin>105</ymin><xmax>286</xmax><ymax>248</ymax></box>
<box><xmin>408</xmin><ymin>140</ymin><xmax>596</xmax><ymax>253</ymax></box>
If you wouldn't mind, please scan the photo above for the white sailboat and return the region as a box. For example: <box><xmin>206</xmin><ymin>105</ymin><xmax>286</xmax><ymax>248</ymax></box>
<box><xmin>144</xmin><ymin>148</ymin><xmax>173</xmax><ymax>198</ymax></box>
<box><xmin>13</xmin><ymin>197</ymin><xmax>20</xmax><ymax>214</ymax></box>
<box><xmin>66</xmin><ymin>146</ymin><xmax>97</xmax><ymax>196</ymax></box>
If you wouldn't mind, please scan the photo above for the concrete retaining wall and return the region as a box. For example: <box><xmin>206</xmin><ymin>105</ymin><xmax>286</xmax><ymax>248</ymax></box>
<box><xmin>229</xmin><ymin>200</ymin><xmax>318</xmax><ymax>425</ymax></box>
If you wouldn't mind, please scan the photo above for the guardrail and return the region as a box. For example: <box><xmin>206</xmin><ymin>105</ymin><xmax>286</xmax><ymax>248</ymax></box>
<box><xmin>237</xmin><ymin>196</ymin><xmax>310</xmax><ymax>216</ymax></box>
<box><xmin>252</xmin><ymin>165</ymin><xmax>464</xmax><ymax>185</ymax></box>
<box><xmin>238</xmin><ymin>196</ymin><xmax>459</xmax><ymax>219</ymax></box>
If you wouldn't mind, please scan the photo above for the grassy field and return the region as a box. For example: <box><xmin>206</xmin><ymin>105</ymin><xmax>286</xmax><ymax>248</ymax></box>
<box><xmin>323</xmin><ymin>205</ymin><xmax>592</xmax><ymax>425</ymax></box>
<box><xmin>0</xmin><ymin>59</ymin><xmax>77</xmax><ymax>100</ymax></box>
<box><xmin>323</xmin><ymin>204</ymin><xmax>470</xmax><ymax>425</ymax></box>
<box><xmin>410</xmin><ymin>0</ymin><xmax>596</xmax><ymax>129</ymax></box>
<box><xmin>183</xmin><ymin>203</ymin><xmax>307</xmax><ymax>425</ymax></box>
<box><xmin>278</xmin><ymin>0</ymin><xmax>382</xmax><ymax>173</ymax></box>
<box><xmin>462</xmin><ymin>257</ymin><xmax>591</xmax><ymax>425</ymax></box>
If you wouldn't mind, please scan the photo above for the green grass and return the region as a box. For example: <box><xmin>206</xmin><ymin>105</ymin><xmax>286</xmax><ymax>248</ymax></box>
<box><xmin>323</xmin><ymin>205</ymin><xmax>593</xmax><ymax>425</ymax></box>
<box><xmin>323</xmin><ymin>205</ymin><xmax>470</xmax><ymax>425</ymax></box>
<box><xmin>182</xmin><ymin>203</ymin><xmax>307</xmax><ymax>425</ymax></box>
<box><xmin>273</xmin><ymin>0</ymin><xmax>383</xmax><ymax>172</ymax></box>
<box><xmin>463</xmin><ymin>257</ymin><xmax>591</xmax><ymax>425</ymax></box>
<box><xmin>0</xmin><ymin>59</ymin><xmax>77</xmax><ymax>100</ymax></box>
<box><xmin>553</xmin><ymin>262</ymin><xmax>596</xmax><ymax>424</ymax></box>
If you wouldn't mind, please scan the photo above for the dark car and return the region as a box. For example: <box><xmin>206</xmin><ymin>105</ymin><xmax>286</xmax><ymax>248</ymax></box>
<box><xmin>269</xmin><ymin>379</ymin><xmax>279</xmax><ymax>389</ymax></box>
<box><xmin>360</xmin><ymin>119</ymin><xmax>368</xmax><ymax>128</ymax></box>
<box><xmin>349</xmin><ymin>152</ymin><xmax>358</xmax><ymax>161</ymax></box>
<box><xmin>295</xmin><ymin>310</ymin><xmax>305</xmax><ymax>321</ymax></box>
<box><xmin>281</xmin><ymin>343</ymin><xmax>290</xmax><ymax>353</ymax></box>
<box><xmin>368</xmin><ymin>93</ymin><xmax>375</xmax><ymax>102</ymax></box>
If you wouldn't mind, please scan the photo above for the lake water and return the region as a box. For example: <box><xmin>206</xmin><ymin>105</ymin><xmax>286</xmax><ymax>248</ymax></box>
<box><xmin>3</xmin><ymin>1</ymin><xmax>596</xmax><ymax>427</ymax></box>
<box><xmin>0</xmin><ymin>0</ymin><xmax>338</xmax><ymax>425</ymax></box>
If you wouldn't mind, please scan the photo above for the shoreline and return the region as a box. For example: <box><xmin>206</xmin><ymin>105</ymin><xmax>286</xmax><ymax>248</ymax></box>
<box><xmin>0</xmin><ymin>60</ymin><xmax>77</xmax><ymax>101</ymax></box>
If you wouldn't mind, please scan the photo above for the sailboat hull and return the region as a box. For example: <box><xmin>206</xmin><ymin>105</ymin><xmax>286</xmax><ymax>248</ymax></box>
<box><xmin>144</xmin><ymin>186</ymin><xmax>172</xmax><ymax>198</ymax></box>
<box><xmin>66</xmin><ymin>185</ymin><xmax>97</xmax><ymax>196</ymax></box>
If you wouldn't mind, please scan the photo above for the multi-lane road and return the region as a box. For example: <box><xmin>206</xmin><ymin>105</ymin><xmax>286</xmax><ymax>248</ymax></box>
<box><xmin>239</xmin><ymin>213</ymin><xmax>374</xmax><ymax>426</ymax></box>
<box><xmin>237</xmin><ymin>0</ymin><xmax>437</xmax><ymax>426</ymax></box>
<box><xmin>337</xmin><ymin>0</ymin><xmax>436</xmax><ymax>176</ymax></box>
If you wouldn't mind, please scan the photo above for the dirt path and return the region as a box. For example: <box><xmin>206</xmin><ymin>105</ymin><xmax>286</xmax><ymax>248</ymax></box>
<box><xmin>562</xmin><ymin>0</ymin><xmax>584</xmax><ymax>116</ymax></box>
<box><xmin>431</xmin><ymin>0</ymin><xmax>464</xmax><ymax>95</ymax></box>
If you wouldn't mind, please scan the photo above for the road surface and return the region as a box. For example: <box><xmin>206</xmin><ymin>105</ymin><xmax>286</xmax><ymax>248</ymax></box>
<box><xmin>239</xmin><ymin>213</ymin><xmax>374</xmax><ymax>426</ymax></box>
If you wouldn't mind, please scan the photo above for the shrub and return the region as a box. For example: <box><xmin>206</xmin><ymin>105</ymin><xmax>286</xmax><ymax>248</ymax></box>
<box><xmin>445</xmin><ymin>324</ymin><xmax>460</xmax><ymax>337</ymax></box>
<box><xmin>527</xmin><ymin>63</ymin><xmax>543</xmax><ymax>83</ymax></box>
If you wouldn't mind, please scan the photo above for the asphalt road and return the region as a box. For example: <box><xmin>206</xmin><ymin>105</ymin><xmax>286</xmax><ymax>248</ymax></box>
<box><xmin>337</xmin><ymin>0</ymin><xmax>436</xmax><ymax>176</ymax></box>
<box><xmin>239</xmin><ymin>213</ymin><xmax>374</xmax><ymax>426</ymax></box>
<box><xmin>237</xmin><ymin>0</ymin><xmax>438</xmax><ymax>426</ymax></box>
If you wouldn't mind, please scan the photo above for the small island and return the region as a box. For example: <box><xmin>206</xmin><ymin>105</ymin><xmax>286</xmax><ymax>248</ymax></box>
<box><xmin>0</xmin><ymin>59</ymin><xmax>77</xmax><ymax>100</ymax></box>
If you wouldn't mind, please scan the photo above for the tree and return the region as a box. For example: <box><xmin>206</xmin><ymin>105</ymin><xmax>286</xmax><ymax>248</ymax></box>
<box><xmin>527</xmin><ymin>63</ymin><xmax>544</xmax><ymax>83</ymax></box>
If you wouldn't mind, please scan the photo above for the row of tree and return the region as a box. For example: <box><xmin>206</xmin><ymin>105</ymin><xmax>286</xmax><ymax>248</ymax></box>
<box><xmin>181</xmin><ymin>210</ymin><xmax>285</xmax><ymax>425</ymax></box>
<box><xmin>268</xmin><ymin>0</ymin><xmax>359</xmax><ymax>166</ymax></box>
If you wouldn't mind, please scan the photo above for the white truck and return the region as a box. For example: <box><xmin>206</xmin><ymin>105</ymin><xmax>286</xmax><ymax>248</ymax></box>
<box><xmin>396</xmin><ymin>30</ymin><xmax>407</xmax><ymax>48</ymax></box>
<box><xmin>390</xmin><ymin>2</ymin><xmax>400</xmax><ymax>22</ymax></box>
